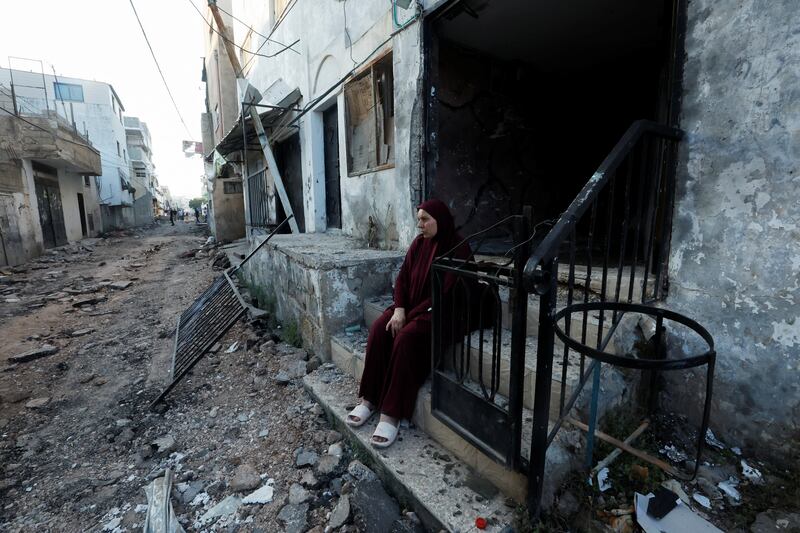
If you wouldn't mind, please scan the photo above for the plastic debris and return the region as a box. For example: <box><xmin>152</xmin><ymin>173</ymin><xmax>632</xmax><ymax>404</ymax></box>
<box><xmin>142</xmin><ymin>469</ymin><xmax>186</xmax><ymax>533</ymax></box>
<box><xmin>741</xmin><ymin>460</ymin><xmax>763</xmax><ymax>483</ymax></box>
<box><xmin>731</xmin><ymin>446</ymin><xmax>742</xmax><ymax>455</ymax></box>
<box><xmin>243</xmin><ymin>479</ymin><xmax>275</xmax><ymax>505</ymax></box>
<box><xmin>659</xmin><ymin>444</ymin><xmax>688</xmax><ymax>463</ymax></box>
<box><xmin>717</xmin><ymin>477</ymin><xmax>741</xmax><ymax>502</ymax></box>
<box><xmin>597</xmin><ymin>467</ymin><xmax>612</xmax><ymax>492</ymax></box>
<box><xmin>635</xmin><ymin>492</ymin><xmax>723</xmax><ymax>533</ymax></box>
<box><xmin>475</xmin><ymin>517</ymin><xmax>487</xmax><ymax>530</ymax></box>
<box><xmin>704</xmin><ymin>429</ymin><xmax>725</xmax><ymax>450</ymax></box>
<box><xmin>661</xmin><ymin>479</ymin><xmax>691</xmax><ymax>505</ymax></box>
<box><xmin>692</xmin><ymin>493</ymin><xmax>712</xmax><ymax>509</ymax></box>
<box><xmin>225</xmin><ymin>342</ymin><xmax>239</xmax><ymax>353</ymax></box>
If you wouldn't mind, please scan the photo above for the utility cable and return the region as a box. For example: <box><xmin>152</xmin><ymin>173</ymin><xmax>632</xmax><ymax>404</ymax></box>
<box><xmin>128</xmin><ymin>0</ymin><xmax>193</xmax><ymax>139</ymax></box>
<box><xmin>187</xmin><ymin>0</ymin><xmax>299</xmax><ymax>71</ymax></box>
<box><xmin>238</xmin><ymin>0</ymin><xmax>300</xmax><ymax>75</ymax></box>
<box><xmin>212</xmin><ymin>2</ymin><xmax>300</xmax><ymax>55</ymax></box>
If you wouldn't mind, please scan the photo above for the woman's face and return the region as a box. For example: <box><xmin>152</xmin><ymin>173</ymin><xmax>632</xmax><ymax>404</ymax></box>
<box><xmin>417</xmin><ymin>209</ymin><xmax>438</xmax><ymax>239</ymax></box>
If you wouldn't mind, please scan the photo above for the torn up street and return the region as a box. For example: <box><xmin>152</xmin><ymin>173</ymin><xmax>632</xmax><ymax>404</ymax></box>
<box><xmin>0</xmin><ymin>224</ymin><xmax>420</xmax><ymax>532</ymax></box>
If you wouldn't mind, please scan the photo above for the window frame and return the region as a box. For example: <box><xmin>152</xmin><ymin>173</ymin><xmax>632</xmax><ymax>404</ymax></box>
<box><xmin>53</xmin><ymin>82</ymin><xmax>84</xmax><ymax>102</ymax></box>
<box><xmin>344</xmin><ymin>51</ymin><xmax>395</xmax><ymax>177</ymax></box>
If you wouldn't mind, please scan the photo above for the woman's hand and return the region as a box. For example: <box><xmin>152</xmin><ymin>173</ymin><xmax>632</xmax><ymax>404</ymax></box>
<box><xmin>386</xmin><ymin>307</ymin><xmax>406</xmax><ymax>337</ymax></box>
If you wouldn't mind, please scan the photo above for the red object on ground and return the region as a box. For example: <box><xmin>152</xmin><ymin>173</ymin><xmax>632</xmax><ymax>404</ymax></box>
<box><xmin>475</xmin><ymin>517</ymin><xmax>487</xmax><ymax>529</ymax></box>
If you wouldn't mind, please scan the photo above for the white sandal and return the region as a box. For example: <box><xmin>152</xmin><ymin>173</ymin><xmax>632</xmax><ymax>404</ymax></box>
<box><xmin>370</xmin><ymin>421</ymin><xmax>399</xmax><ymax>448</ymax></box>
<box><xmin>346</xmin><ymin>404</ymin><xmax>374</xmax><ymax>427</ymax></box>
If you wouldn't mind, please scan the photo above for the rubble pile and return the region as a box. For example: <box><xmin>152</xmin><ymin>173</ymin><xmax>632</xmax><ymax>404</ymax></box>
<box><xmin>0</xmin><ymin>224</ymin><xmax>418</xmax><ymax>531</ymax></box>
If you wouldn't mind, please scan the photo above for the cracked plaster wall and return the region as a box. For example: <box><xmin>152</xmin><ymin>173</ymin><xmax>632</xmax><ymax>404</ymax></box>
<box><xmin>666</xmin><ymin>0</ymin><xmax>800</xmax><ymax>460</ymax></box>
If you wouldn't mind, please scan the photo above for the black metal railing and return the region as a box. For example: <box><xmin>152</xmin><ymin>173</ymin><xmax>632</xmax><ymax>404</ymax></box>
<box><xmin>247</xmin><ymin>168</ymin><xmax>270</xmax><ymax>228</ymax></box>
<box><xmin>431</xmin><ymin>211</ymin><xmax>532</xmax><ymax>470</ymax></box>
<box><xmin>523</xmin><ymin>120</ymin><xmax>686</xmax><ymax>516</ymax></box>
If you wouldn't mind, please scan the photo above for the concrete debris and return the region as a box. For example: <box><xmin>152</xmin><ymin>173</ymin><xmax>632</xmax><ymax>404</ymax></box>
<box><xmin>70</xmin><ymin>328</ymin><xmax>94</xmax><ymax>337</ymax></box>
<box><xmin>199</xmin><ymin>494</ymin><xmax>242</xmax><ymax>524</ymax></box>
<box><xmin>229</xmin><ymin>463</ymin><xmax>261</xmax><ymax>492</ymax></box>
<box><xmin>24</xmin><ymin>397</ymin><xmax>50</xmax><ymax>408</ymax></box>
<box><xmin>741</xmin><ymin>460</ymin><xmax>763</xmax><ymax>484</ymax></box>
<box><xmin>225</xmin><ymin>341</ymin><xmax>239</xmax><ymax>353</ymax></box>
<box><xmin>750</xmin><ymin>511</ymin><xmax>800</xmax><ymax>533</ymax></box>
<box><xmin>693</xmin><ymin>492</ymin><xmax>712</xmax><ymax>509</ymax></box>
<box><xmin>9</xmin><ymin>345</ymin><xmax>59</xmax><ymax>363</ymax></box>
<box><xmin>704</xmin><ymin>429</ymin><xmax>726</xmax><ymax>450</ymax></box>
<box><xmin>717</xmin><ymin>478</ymin><xmax>741</xmax><ymax>502</ymax></box>
<box><xmin>329</xmin><ymin>494</ymin><xmax>350</xmax><ymax>529</ymax></box>
<box><xmin>295</xmin><ymin>448</ymin><xmax>319</xmax><ymax>468</ymax></box>
<box><xmin>152</xmin><ymin>435</ymin><xmax>177</xmax><ymax>455</ymax></box>
<box><xmin>288</xmin><ymin>483</ymin><xmax>311</xmax><ymax>504</ymax></box>
<box><xmin>109</xmin><ymin>281</ymin><xmax>133</xmax><ymax>290</ymax></box>
<box><xmin>242</xmin><ymin>479</ymin><xmax>275</xmax><ymax>505</ymax></box>
<box><xmin>277</xmin><ymin>503</ymin><xmax>309</xmax><ymax>533</ymax></box>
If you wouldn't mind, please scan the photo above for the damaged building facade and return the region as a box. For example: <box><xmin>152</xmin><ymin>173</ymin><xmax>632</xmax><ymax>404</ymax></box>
<box><xmin>0</xmin><ymin>67</ymin><xmax>139</xmax><ymax>231</ymax></box>
<box><xmin>0</xmin><ymin>98</ymin><xmax>102</xmax><ymax>265</ymax></box>
<box><xmin>124</xmin><ymin>116</ymin><xmax>162</xmax><ymax>225</ymax></box>
<box><xmin>202</xmin><ymin>0</ymin><xmax>799</xmax><ymax>503</ymax></box>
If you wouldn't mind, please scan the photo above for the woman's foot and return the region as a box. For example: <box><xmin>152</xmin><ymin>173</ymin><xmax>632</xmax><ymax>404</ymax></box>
<box><xmin>370</xmin><ymin>414</ymin><xmax>399</xmax><ymax>448</ymax></box>
<box><xmin>346</xmin><ymin>400</ymin><xmax>375</xmax><ymax>427</ymax></box>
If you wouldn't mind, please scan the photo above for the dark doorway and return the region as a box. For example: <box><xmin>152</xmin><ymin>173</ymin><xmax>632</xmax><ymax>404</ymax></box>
<box><xmin>77</xmin><ymin>192</ymin><xmax>88</xmax><ymax>237</ymax></box>
<box><xmin>273</xmin><ymin>133</ymin><xmax>305</xmax><ymax>232</ymax></box>
<box><xmin>33</xmin><ymin>163</ymin><xmax>68</xmax><ymax>248</ymax></box>
<box><xmin>323</xmin><ymin>105</ymin><xmax>342</xmax><ymax>229</ymax></box>
<box><xmin>425</xmin><ymin>0</ymin><xmax>683</xmax><ymax>247</ymax></box>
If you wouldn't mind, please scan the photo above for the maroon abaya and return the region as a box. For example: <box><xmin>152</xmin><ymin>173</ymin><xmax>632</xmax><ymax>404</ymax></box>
<box><xmin>358</xmin><ymin>200</ymin><xmax>470</xmax><ymax>420</ymax></box>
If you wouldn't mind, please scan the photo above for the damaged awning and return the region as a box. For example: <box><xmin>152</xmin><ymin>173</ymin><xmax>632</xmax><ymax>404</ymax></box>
<box><xmin>211</xmin><ymin>87</ymin><xmax>302</xmax><ymax>159</ymax></box>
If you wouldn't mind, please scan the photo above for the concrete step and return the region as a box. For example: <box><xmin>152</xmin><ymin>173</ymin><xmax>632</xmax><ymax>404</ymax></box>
<box><xmin>361</xmin><ymin>299</ymin><xmax>598</xmax><ymax>419</ymax></box>
<box><xmin>328</xmin><ymin>332</ymin><xmax>581</xmax><ymax>512</ymax></box>
<box><xmin>303</xmin><ymin>368</ymin><xmax>519</xmax><ymax>532</ymax></box>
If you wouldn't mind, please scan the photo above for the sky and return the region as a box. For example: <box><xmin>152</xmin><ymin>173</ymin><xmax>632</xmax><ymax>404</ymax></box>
<box><xmin>0</xmin><ymin>0</ymin><xmax>210</xmax><ymax>201</ymax></box>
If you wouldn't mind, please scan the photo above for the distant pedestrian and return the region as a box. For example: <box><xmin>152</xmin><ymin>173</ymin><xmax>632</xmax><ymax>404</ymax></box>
<box><xmin>194</xmin><ymin>207</ymin><xmax>201</xmax><ymax>224</ymax></box>
<box><xmin>169</xmin><ymin>208</ymin><xmax>175</xmax><ymax>226</ymax></box>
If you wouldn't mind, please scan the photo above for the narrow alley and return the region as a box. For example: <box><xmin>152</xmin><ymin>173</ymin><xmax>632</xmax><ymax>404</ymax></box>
<box><xmin>0</xmin><ymin>223</ymin><xmax>420</xmax><ymax>532</ymax></box>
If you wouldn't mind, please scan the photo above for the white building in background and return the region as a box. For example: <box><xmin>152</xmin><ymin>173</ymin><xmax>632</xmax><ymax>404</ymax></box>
<box><xmin>124</xmin><ymin>116</ymin><xmax>159</xmax><ymax>224</ymax></box>
<box><xmin>0</xmin><ymin>67</ymin><xmax>134</xmax><ymax>230</ymax></box>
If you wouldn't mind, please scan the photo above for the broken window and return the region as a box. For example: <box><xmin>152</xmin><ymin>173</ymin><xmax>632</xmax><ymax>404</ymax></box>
<box><xmin>344</xmin><ymin>52</ymin><xmax>394</xmax><ymax>175</ymax></box>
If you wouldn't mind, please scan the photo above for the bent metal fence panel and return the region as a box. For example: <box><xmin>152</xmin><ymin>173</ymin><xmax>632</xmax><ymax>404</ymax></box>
<box><xmin>150</xmin><ymin>273</ymin><xmax>246</xmax><ymax>408</ymax></box>
<box><xmin>150</xmin><ymin>216</ymin><xmax>293</xmax><ymax>408</ymax></box>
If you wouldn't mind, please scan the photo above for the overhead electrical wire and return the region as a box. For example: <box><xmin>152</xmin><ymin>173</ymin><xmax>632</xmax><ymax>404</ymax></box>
<box><xmin>212</xmin><ymin>2</ymin><xmax>300</xmax><ymax>55</ymax></box>
<box><xmin>128</xmin><ymin>0</ymin><xmax>194</xmax><ymax>139</ymax></box>
<box><xmin>187</xmin><ymin>0</ymin><xmax>300</xmax><ymax>77</ymax></box>
<box><xmin>237</xmin><ymin>0</ymin><xmax>301</xmax><ymax>75</ymax></box>
<box><xmin>0</xmin><ymin>104</ymin><xmax>99</xmax><ymax>152</ymax></box>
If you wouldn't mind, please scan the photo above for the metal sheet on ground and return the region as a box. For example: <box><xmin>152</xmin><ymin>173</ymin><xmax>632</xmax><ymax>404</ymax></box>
<box><xmin>151</xmin><ymin>273</ymin><xmax>246</xmax><ymax>407</ymax></box>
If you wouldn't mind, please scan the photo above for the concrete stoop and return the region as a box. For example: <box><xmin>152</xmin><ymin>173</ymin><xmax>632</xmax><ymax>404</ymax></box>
<box><xmin>303</xmin><ymin>369</ymin><xmax>518</xmax><ymax>533</ymax></box>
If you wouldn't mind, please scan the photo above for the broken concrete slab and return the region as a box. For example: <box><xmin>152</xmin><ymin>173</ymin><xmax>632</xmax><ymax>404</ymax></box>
<box><xmin>9</xmin><ymin>345</ymin><xmax>59</xmax><ymax>364</ymax></box>
<box><xmin>24</xmin><ymin>397</ymin><xmax>50</xmax><ymax>409</ymax></box>
<box><xmin>72</xmin><ymin>296</ymin><xmax>107</xmax><ymax>307</ymax></box>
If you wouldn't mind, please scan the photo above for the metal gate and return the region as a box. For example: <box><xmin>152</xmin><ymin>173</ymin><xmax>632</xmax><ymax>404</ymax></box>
<box><xmin>34</xmin><ymin>178</ymin><xmax>68</xmax><ymax>248</ymax></box>
<box><xmin>431</xmin><ymin>212</ymin><xmax>531</xmax><ymax>469</ymax></box>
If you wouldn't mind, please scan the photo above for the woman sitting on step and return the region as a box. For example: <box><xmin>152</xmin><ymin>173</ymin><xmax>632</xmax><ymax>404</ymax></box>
<box><xmin>346</xmin><ymin>199</ymin><xmax>471</xmax><ymax>448</ymax></box>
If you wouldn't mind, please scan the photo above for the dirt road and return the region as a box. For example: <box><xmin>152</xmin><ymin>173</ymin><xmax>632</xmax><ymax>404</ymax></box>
<box><xmin>0</xmin><ymin>223</ymin><xmax>418</xmax><ymax>532</ymax></box>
